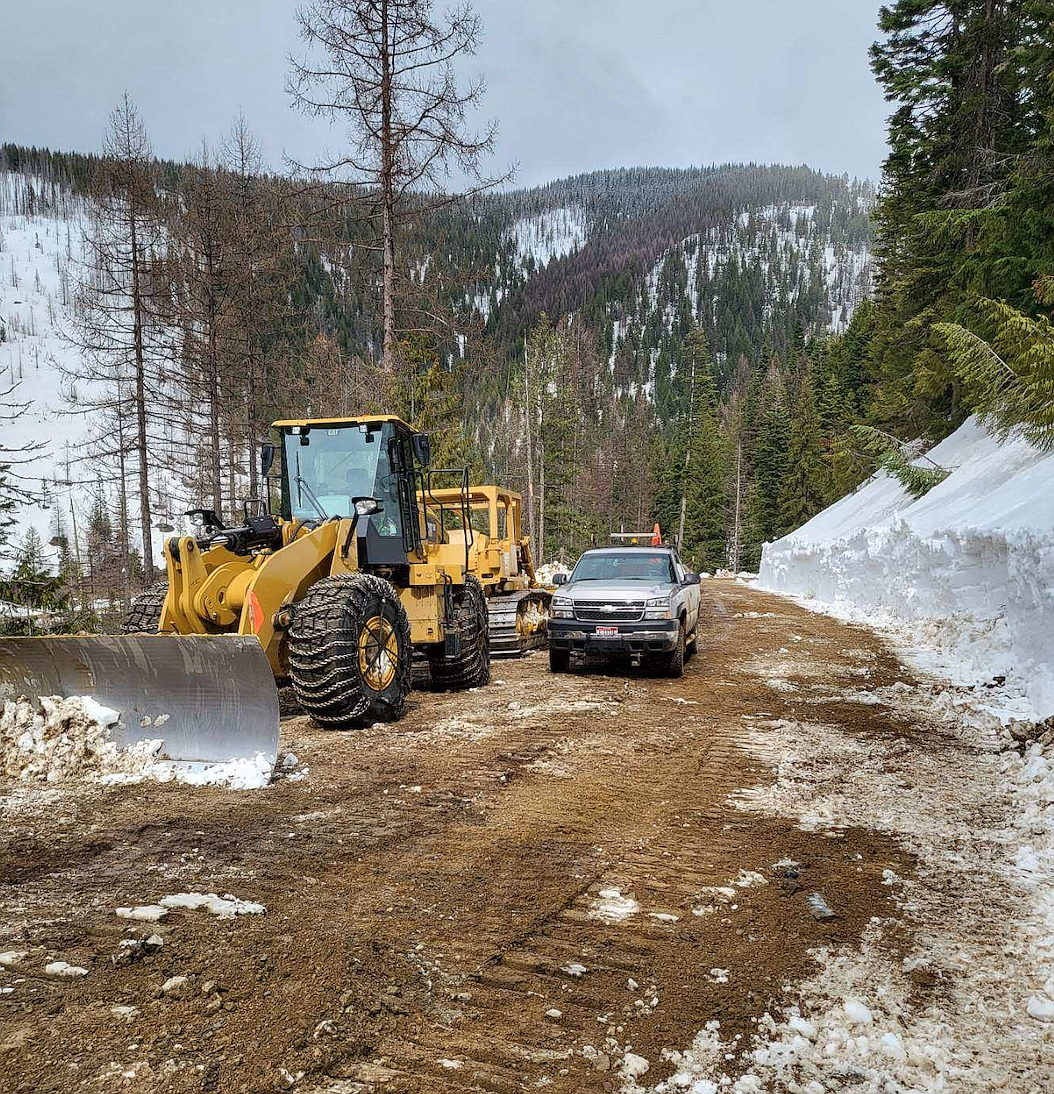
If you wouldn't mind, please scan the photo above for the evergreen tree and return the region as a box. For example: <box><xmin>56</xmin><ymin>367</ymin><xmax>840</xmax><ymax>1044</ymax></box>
<box><xmin>868</xmin><ymin>0</ymin><xmax>1048</xmax><ymax>435</ymax></box>
<box><xmin>936</xmin><ymin>294</ymin><xmax>1054</xmax><ymax>450</ymax></box>
<box><xmin>751</xmin><ymin>383</ymin><xmax>790</xmax><ymax>544</ymax></box>
<box><xmin>681</xmin><ymin>351</ymin><xmax>727</xmax><ymax>571</ymax></box>
<box><xmin>0</xmin><ymin>528</ymin><xmax>67</xmax><ymax>613</ymax></box>
<box><xmin>778</xmin><ymin>368</ymin><xmax>826</xmax><ymax>531</ymax></box>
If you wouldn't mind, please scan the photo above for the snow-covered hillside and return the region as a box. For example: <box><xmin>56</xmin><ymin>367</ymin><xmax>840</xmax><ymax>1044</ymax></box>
<box><xmin>508</xmin><ymin>206</ymin><xmax>588</xmax><ymax>268</ymax></box>
<box><xmin>0</xmin><ymin>175</ymin><xmax>95</xmax><ymax>563</ymax></box>
<box><xmin>647</xmin><ymin>203</ymin><xmax>871</xmax><ymax>336</ymax></box>
<box><xmin>1</xmin><ymin>173</ymin><xmax>196</xmax><ymax>569</ymax></box>
<box><xmin>759</xmin><ymin>417</ymin><xmax>1054</xmax><ymax>720</ymax></box>
<box><xmin>467</xmin><ymin>206</ymin><xmax>589</xmax><ymax>326</ymax></box>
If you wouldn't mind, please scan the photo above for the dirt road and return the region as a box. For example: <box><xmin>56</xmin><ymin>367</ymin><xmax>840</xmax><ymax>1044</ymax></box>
<box><xmin>0</xmin><ymin>581</ymin><xmax>1034</xmax><ymax>1092</ymax></box>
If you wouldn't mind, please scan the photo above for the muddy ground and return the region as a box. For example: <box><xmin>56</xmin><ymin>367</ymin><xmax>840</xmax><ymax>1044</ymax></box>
<box><xmin>0</xmin><ymin>582</ymin><xmax>928</xmax><ymax>1092</ymax></box>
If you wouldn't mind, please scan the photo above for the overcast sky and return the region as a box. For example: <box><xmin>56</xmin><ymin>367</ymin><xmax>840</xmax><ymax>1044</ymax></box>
<box><xmin>2</xmin><ymin>1</ymin><xmax>890</xmax><ymax>188</ymax></box>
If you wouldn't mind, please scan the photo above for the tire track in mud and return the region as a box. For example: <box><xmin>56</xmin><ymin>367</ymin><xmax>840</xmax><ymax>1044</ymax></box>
<box><xmin>295</xmin><ymin>588</ymin><xmax>910</xmax><ymax>1093</ymax></box>
<box><xmin>0</xmin><ymin>583</ymin><xmax>914</xmax><ymax>1094</ymax></box>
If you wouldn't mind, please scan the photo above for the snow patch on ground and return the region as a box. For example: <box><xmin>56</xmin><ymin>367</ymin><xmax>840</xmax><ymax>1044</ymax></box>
<box><xmin>157</xmin><ymin>892</ymin><xmax>266</xmax><ymax>918</ymax></box>
<box><xmin>43</xmin><ymin>960</ymin><xmax>88</xmax><ymax>978</ymax></box>
<box><xmin>760</xmin><ymin>417</ymin><xmax>1054</xmax><ymax>720</ymax></box>
<box><xmin>0</xmin><ymin>695</ymin><xmax>273</xmax><ymax>788</ymax></box>
<box><xmin>635</xmin><ymin>665</ymin><xmax>1054</xmax><ymax>1092</ymax></box>
<box><xmin>589</xmin><ymin>888</ymin><xmax>641</xmax><ymax>924</ymax></box>
<box><xmin>116</xmin><ymin>892</ymin><xmax>265</xmax><ymax>922</ymax></box>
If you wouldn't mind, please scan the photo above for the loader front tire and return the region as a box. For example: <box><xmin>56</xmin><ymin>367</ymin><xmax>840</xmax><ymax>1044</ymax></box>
<box><xmin>428</xmin><ymin>575</ymin><xmax>490</xmax><ymax>691</ymax></box>
<box><xmin>288</xmin><ymin>573</ymin><xmax>412</xmax><ymax>729</ymax></box>
<box><xmin>121</xmin><ymin>583</ymin><xmax>169</xmax><ymax>634</ymax></box>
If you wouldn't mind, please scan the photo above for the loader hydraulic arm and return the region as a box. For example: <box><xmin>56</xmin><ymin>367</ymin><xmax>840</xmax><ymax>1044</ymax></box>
<box><xmin>201</xmin><ymin>514</ymin><xmax>283</xmax><ymax>556</ymax></box>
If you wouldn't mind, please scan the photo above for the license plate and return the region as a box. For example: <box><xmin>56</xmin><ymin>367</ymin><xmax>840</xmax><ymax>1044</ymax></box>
<box><xmin>596</xmin><ymin>626</ymin><xmax>619</xmax><ymax>636</ymax></box>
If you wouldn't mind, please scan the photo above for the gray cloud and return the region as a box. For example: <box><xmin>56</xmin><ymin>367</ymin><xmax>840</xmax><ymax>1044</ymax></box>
<box><xmin>1</xmin><ymin>1</ymin><xmax>889</xmax><ymax>186</ymax></box>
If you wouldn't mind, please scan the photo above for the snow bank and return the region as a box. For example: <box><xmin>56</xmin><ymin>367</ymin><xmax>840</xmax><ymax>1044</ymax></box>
<box><xmin>759</xmin><ymin>417</ymin><xmax>1054</xmax><ymax>719</ymax></box>
<box><xmin>0</xmin><ymin>695</ymin><xmax>273</xmax><ymax>788</ymax></box>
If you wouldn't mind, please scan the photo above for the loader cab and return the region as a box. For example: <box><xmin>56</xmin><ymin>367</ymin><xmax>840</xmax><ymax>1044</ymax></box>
<box><xmin>273</xmin><ymin>416</ymin><xmax>424</xmax><ymax>567</ymax></box>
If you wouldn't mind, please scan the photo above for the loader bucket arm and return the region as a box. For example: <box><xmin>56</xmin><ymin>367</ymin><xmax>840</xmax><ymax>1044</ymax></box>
<box><xmin>0</xmin><ymin>635</ymin><xmax>279</xmax><ymax>771</ymax></box>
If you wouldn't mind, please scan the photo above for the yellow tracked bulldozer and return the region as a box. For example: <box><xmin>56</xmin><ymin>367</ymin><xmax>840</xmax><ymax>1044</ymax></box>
<box><xmin>0</xmin><ymin>415</ymin><xmax>490</xmax><ymax>772</ymax></box>
<box><xmin>427</xmin><ymin>485</ymin><xmax>552</xmax><ymax>656</ymax></box>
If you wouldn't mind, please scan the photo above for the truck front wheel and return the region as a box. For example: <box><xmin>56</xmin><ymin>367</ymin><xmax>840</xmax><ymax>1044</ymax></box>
<box><xmin>663</xmin><ymin>621</ymin><xmax>686</xmax><ymax>678</ymax></box>
<box><xmin>549</xmin><ymin>647</ymin><xmax>570</xmax><ymax>673</ymax></box>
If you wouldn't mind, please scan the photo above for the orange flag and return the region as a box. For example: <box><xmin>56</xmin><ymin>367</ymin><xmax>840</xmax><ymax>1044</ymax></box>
<box><xmin>651</xmin><ymin>523</ymin><xmax>662</xmax><ymax>546</ymax></box>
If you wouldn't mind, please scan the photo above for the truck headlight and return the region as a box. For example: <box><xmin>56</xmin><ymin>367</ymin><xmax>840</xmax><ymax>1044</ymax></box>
<box><xmin>644</xmin><ymin>596</ymin><xmax>672</xmax><ymax>620</ymax></box>
<box><xmin>552</xmin><ymin>596</ymin><xmax>574</xmax><ymax>619</ymax></box>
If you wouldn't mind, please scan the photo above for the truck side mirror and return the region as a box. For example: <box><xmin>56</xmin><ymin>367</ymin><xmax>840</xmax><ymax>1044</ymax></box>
<box><xmin>259</xmin><ymin>441</ymin><xmax>276</xmax><ymax>479</ymax></box>
<box><xmin>553</xmin><ymin>572</ymin><xmax>567</xmax><ymax>585</ymax></box>
<box><xmin>682</xmin><ymin>571</ymin><xmax>700</xmax><ymax>585</ymax></box>
<box><xmin>412</xmin><ymin>432</ymin><xmax>432</xmax><ymax>467</ymax></box>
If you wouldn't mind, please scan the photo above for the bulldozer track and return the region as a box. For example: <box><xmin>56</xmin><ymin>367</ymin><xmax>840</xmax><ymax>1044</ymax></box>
<box><xmin>487</xmin><ymin>590</ymin><xmax>551</xmax><ymax>658</ymax></box>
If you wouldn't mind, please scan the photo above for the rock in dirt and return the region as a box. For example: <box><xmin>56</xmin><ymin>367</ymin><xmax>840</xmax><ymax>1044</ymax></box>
<box><xmin>160</xmin><ymin>975</ymin><xmax>191</xmax><ymax>999</ymax></box>
<box><xmin>0</xmin><ymin>1027</ymin><xmax>32</xmax><ymax>1053</ymax></box>
<box><xmin>805</xmin><ymin>892</ymin><xmax>838</xmax><ymax>920</ymax></box>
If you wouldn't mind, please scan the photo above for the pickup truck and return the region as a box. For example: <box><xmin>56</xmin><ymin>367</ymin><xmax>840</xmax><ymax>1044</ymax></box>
<box><xmin>547</xmin><ymin>546</ymin><xmax>701</xmax><ymax>676</ymax></box>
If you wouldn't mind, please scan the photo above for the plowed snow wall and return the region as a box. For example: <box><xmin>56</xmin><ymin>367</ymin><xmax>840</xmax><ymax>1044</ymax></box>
<box><xmin>759</xmin><ymin>418</ymin><xmax>1054</xmax><ymax>719</ymax></box>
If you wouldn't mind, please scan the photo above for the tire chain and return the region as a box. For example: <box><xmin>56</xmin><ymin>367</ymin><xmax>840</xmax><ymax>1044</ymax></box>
<box><xmin>120</xmin><ymin>582</ymin><xmax>169</xmax><ymax>634</ymax></box>
<box><xmin>429</xmin><ymin>574</ymin><xmax>491</xmax><ymax>691</ymax></box>
<box><xmin>288</xmin><ymin>572</ymin><xmax>412</xmax><ymax>728</ymax></box>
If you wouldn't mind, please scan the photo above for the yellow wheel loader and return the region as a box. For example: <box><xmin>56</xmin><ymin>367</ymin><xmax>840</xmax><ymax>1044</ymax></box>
<box><xmin>427</xmin><ymin>485</ymin><xmax>552</xmax><ymax>656</ymax></box>
<box><xmin>0</xmin><ymin>416</ymin><xmax>490</xmax><ymax>773</ymax></box>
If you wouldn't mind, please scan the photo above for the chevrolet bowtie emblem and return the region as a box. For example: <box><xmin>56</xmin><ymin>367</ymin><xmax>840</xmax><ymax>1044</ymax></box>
<box><xmin>601</xmin><ymin>605</ymin><xmax>618</xmax><ymax>612</ymax></box>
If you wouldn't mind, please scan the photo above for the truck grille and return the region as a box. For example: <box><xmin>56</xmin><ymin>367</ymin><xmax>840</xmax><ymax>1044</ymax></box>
<box><xmin>573</xmin><ymin>601</ymin><xmax>645</xmax><ymax>623</ymax></box>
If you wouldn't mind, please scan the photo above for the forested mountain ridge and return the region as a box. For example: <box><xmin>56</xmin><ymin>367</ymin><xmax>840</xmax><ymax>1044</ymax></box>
<box><xmin>433</xmin><ymin>166</ymin><xmax>874</xmax><ymax>367</ymax></box>
<box><xmin>0</xmin><ymin>141</ymin><xmax>874</xmax><ymax>606</ymax></box>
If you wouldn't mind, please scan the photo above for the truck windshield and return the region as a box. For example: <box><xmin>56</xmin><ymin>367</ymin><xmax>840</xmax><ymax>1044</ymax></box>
<box><xmin>282</xmin><ymin>424</ymin><xmax>401</xmax><ymax>541</ymax></box>
<box><xmin>571</xmin><ymin>552</ymin><xmax>674</xmax><ymax>582</ymax></box>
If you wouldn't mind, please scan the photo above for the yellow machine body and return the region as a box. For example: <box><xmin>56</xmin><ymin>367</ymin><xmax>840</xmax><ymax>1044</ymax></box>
<box><xmin>2</xmin><ymin>414</ymin><xmax>490</xmax><ymax>769</ymax></box>
<box><xmin>159</xmin><ymin>513</ymin><xmax>468</xmax><ymax>677</ymax></box>
<box><xmin>426</xmin><ymin>485</ymin><xmax>552</xmax><ymax>656</ymax></box>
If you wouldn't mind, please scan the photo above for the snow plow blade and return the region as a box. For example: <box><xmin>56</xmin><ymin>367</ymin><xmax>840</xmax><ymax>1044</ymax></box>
<box><xmin>0</xmin><ymin>635</ymin><xmax>279</xmax><ymax>770</ymax></box>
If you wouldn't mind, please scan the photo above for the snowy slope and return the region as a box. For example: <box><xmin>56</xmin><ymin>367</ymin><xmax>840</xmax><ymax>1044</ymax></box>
<box><xmin>759</xmin><ymin>418</ymin><xmax>1054</xmax><ymax>719</ymax></box>
<box><xmin>1</xmin><ymin>173</ymin><xmax>196</xmax><ymax>569</ymax></box>
<box><xmin>652</xmin><ymin>203</ymin><xmax>871</xmax><ymax>334</ymax></box>
<box><xmin>508</xmin><ymin>206</ymin><xmax>588</xmax><ymax>268</ymax></box>
<box><xmin>0</xmin><ymin>174</ymin><xmax>95</xmax><ymax>563</ymax></box>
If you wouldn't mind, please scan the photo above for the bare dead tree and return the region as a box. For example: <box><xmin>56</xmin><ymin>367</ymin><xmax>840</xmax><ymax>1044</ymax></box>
<box><xmin>64</xmin><ymin>95</ymin><xmax>170</xmax><ymax>585</ymax></box>
<box><xmin>222</xmin><ymin>116</ymin><xmax>288</xmax><ymax>498</ymax></box>
<box><xmin>175</xmin><ymin>147</ymin><xmax>241</xmax><ymax>514</ymax></box>
<box><xmin>287</xmin><ymin>0</ymin><xmax>511</xmax><ymax>396</ymax></box>
<box><xmin>286</xmin><ymin>332</ymin><xmax>386</xmax><ymax>418</ymax></box>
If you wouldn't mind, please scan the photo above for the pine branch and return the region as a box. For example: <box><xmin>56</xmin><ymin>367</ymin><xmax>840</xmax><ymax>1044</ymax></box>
<box><xmin>936</xmin><ymin>302</ymin><xmax>1054</xmax><ymax>450</ymax></box>
<box><xmin>849</xmin><ymin>424</ymin><xmax>950</xmax><ymax>499</ymax></box>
